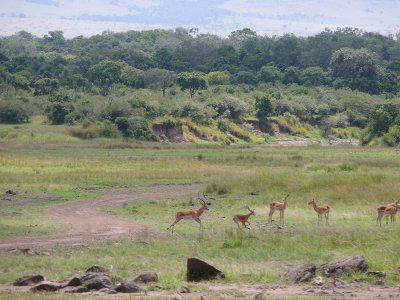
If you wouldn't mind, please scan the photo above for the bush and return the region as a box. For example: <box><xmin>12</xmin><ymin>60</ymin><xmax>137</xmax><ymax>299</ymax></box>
<box><xmin>115</xmin><ymin>117</ymin><xmax>130</xmax><ymax>137</ymax></box>
<box><xmin>99</xmin><ymin>99</ymin><xmax>132</xmax><ymax>122</ymax></box>
<box><xmin>99</xmin><ymin>120</ymin><xmax>120</xmax><ymax>138</ymax></box>
<box><xmin>45</xmin><ymin>102</ymin><xmax>73</xmax><ymax>124</ymax></box>
<box><xmin>217</xmin><ymin>118</ymin><xmax>230</xmax><ymax>133</ymax></box>
<box><xmin>383</xmin><ymin>125</ymin><xmax>400</xmax><ymax>146</ymax></box>
<box><xmin>208</xmin><ymin>96</ymin><xmax>248</xmax><ymax>120</ymax></box>
<box><xmin>0</xmin><ymin>99</ymin><xmax>31</xmax><ymax>123</ymax></box>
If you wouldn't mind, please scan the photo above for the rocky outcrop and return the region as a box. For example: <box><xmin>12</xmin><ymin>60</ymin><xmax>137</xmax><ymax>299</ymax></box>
<box><xmin>318</xmin><ymin>255</ymin><xmax>368</xmax><ymax>278</ymax></box>
<box><xmin>13</xmin><ymin>275</ymin><xmax>44</xmax><ymax>286</ymax></box>
<box><xmin>282</xmin><ymin>262</ymin><xmax>316</xmax><ymax>283</ymax></box>
<box><xmin>129</xmin><ymin>271</ymin><xmax>158</xmax><ymax>284</ymax></box>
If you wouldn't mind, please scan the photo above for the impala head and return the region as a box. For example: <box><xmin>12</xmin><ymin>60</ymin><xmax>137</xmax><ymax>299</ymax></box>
<box><xmin>308</xmin><ymin>198</ymin><xmax>316</xmax><ymax>205</ymax></box>
<box><xmin>246</xmin><ymin>205</ymin><xmax>255</xmax><ymax>215</ymax></box>
<box><xmin>284</xmin><ymin>194</ymin><xmax>289</xmax><ymax>201</ymax></box>
<box><xmin>199</xmin><ymin>195</ymin><xmax>209</xmax><ymax>210</ymax></box>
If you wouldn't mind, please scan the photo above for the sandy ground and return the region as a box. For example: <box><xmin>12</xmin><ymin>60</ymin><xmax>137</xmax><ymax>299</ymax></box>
<box><xmin>0</xmin><ymin>184</ymin><xmax>199</xmax><ymax>250</ymax></box>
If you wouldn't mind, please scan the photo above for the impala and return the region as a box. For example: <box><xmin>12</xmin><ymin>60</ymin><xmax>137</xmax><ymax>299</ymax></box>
<box><xmin>268</xmin><ymin>194</ymin><xmax>289</xmax><ymax>224</ymax></box>
<box><xmin>376</xmin><ymin>200</ymin><xmax>400</xmax><ymax>226</ymax></box>
<box><xmin>166</xmin><ymin>195</ymin><xmax>209</xmax><ymax>233</ymax></box>
<box><xmin>233</xmin><ymin>205</ymin><xmax>255</xmax><ymax>230</ymax></box>
<box><xmin>308</xmin><ymin>198</ymin><xmax>330</xmax><ymax>225</ymax></box>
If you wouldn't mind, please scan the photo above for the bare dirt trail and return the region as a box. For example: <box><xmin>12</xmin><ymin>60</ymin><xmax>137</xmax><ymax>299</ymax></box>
<box><xmin>0</xmin><ymin>184</ymin><xmax>200</xmax><ymax>250</ymax></box>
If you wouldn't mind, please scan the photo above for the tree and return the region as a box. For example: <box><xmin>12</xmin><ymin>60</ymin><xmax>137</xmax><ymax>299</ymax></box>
<box><xmin>206</xmin><ymin>71</ymin><xmax>231</xmax><ymax>85</ymax></box>
<box><xmin>258</xmin><ymin>66</ymin><xmax>282</xmax><ymax>84</ymax></box>
<box><xmin>255</xmin><ymin>94</ymin><xmax>273</xmax><ymax>119</ymax></box>
<box><xmin>144</xmin><ymin>68</ymin><xmax>176</xmax><ymax>96</ymax></box>
<box><xmin>177</xmin><ymin>72</ymin><xmax>207</xmax><ymax>97</ymax></box>
<box><xmin>282</xmin><ymin>67</ymin><xmax>301</xmax><ymax>84</ymax></box>
<box><xmin>366</xmin><ymin>103</ymin><xmax>399</xmax><ymax>136</ymax></box>
<box><xmin>329</xmin><ymin>47</ymin><xmax>380</xmax><ymax>93</ymax></box>
<box><xmin>33</xmin><ymin>78</ymin><xmax>60</xmax><ymax>95</ymax></box>
<box><xmin>301</xmin><ymin>67</ymin><xmax>330</xmax><ymax>86</ymax></box>
<box><xmin>88</xmin><ymin>60</ymin><xmax>123</xmax><ymax>95</ymax></box>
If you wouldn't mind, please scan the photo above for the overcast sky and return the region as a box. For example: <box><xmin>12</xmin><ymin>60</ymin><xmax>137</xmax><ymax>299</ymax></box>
<box><xmin>0</xmin><ymin>0</ymin><xmax>399</xmax><ymax>38</ymax></box>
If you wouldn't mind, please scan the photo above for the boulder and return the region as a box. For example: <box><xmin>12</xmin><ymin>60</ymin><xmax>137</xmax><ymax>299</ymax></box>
<box><xmin>318</xmin><ymin>255</ymin><xmax>368</xmax><ymax>278</ymax></box>
<box><xmin>85</xmin><ymin>265</ymin><xmax>108</xmax><ymax>273</ymax></box>
<box><xmin>282</xmin><ymin>262</ymin><xmax>316</xmax><ymax>283</ymax></box>
<box><xmin>66</xmin><ymin>273</ymin><xmax>113</xmax><ymax>290</ymax></box>
<box><xmin>129</xmin><ymin>271</ymin><xmax>158</xmax><ymax>284</ymax></box>
<box><xmin>186</xmin><ymin>257</ymin><xmax>224</xmax><ymax>281</ymax></box>
<box><xmin>13</xmin><ymin>275</ymin><xmax>44</xmax><ymax>286</ymax></box>
<box><xmin>114</xmin><ymin>282</ymin><xmax>144</xmax><ymax>293</ymax></box>
<box><xmin>31</xmin><ymin>281</ymin><xmax>62</xmax><ymax>292</ymax></box>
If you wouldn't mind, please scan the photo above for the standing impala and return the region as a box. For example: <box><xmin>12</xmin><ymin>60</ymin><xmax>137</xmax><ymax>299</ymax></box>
<box><xmin>233</xmin><ymin>205</ymin><xmax>255</xmax><ymax>230</ymax></box>
<box><xmin>167</xmin><ymin>195</ymin><xmax>209</xmax><ymax>233</ymax></box>
<box><xmin>308</xmin><ymin>198</ymin><xmax>330</xmax><ymax>225</ymax></box>
<box><xmin>376</xmin><ymin>200</ymin><xmax>400</xmax><ymax>226</ymax></box>
<box><xmin>268</xmin><ymin>194</ymin><xmax>289</xmax><ymax>224</ymax></box>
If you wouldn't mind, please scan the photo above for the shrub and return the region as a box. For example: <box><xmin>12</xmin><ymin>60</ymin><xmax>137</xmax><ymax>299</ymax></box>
<box><xmin>383</xmin><ymin>125</ymin><xmax>400</xmax><ymax>146</ymax></box>
<box><xmin>208</xmin><ymin>96</ymin><xmax>249</xmax><ymax>120</ymax></box>
<box><xmin>99</xmin><ymin>120</ymin><xmax>120</xmax><ymax>138</ymax></box>
<box><xmin>115</xmin><ymin>117</ymin><xmax>130</xmax><ymax>137</ymax></box>
<box><xmin>45</xmin><ymin>102</ymin><xmax>73</xmax><ymax>124</ymax></box>
<box><xmin>0</xmin><ymin>99</ymin><xmax>31</xmax><ymax>123</ymax></box>
<box><xmin>217</xmin><ymin>118</ymin><xmax>230</xmax><ymax>133</ymax></box>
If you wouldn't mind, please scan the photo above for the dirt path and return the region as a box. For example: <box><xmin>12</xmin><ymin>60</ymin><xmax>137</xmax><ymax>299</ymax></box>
<box><xmin>0</xmin><ymin>184</ymin><xmax>199</xmax><ymax>250</ymax></box>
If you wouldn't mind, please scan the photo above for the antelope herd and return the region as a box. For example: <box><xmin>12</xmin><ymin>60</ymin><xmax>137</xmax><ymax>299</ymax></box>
<box><xmin>167</xmin><ymin>194</ymin><xmax>400</xmax><ymax>232</ymax></box>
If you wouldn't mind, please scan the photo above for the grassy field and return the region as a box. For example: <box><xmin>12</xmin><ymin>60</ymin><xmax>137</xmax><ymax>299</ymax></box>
<box><xmin>1</xmin><ymin>128</ymin><xmax>400</xmax><ymax>296</ymax></box>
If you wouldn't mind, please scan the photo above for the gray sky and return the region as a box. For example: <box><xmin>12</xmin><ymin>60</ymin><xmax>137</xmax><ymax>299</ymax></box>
<box><xmin>0</xmin><ymin>0</ymin><xmax>399</xmax><ymax>38</ymax></box>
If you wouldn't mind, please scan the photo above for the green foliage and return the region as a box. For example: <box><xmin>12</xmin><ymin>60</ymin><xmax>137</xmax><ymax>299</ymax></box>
<box><xmin>177</xmin><ymin>72</ymin><xmax>207</xmax><ymax>97</ymax></box>
<box><xmin>0</xmin><ymin>99</ymin><xmax>31</xmax><ymax>123</ymax></box>
<box><xmin>330</xmin><ymin>48</ymin><xmax>380</xmax><ymax>93</ymax></box>
<box><xmin>217</xmin><ymin>118</ymin><xmax>230</xmax><ymax>133</ymax></box>
<box><xmin>208</xmin><ymin>96</ymin><xmax>249</xmax><ymax>120</ymax></box>
<box><xmin>255</xmin><ymin>94</ymin><xmax>273</xmax><ymax>119</ymax></box>
<box><xmin>45</xmin><ymin>102</ymin><xmax>73</xmax><ymax>125</ymax></box>
<box><xmin>88</xmin><ymin>60</ymin><xmax>123</xmax><ymax>94</ymax></box>
<box><xmin>206</xmin><ymin>71</ymin><xmax>231</xmax><ymax>85</ymax></box>
<box><xmin>383</xmin><ymin>125</ymin><xmax>400</xmax><ymax>146</ymax></box>
<box><xmin>301</xmin><ymin>67</ymin><xmax>330</xmax><ymax>86</ymax></box>
<box><xmin>33</xmin><ymin>78</ymin><xmax>60</xmax><ymax>96</ymax></box>
<box><xmin>257</xmin><ymin>65</ymin><xmax>282</xmax><ymax>84</ymax></box>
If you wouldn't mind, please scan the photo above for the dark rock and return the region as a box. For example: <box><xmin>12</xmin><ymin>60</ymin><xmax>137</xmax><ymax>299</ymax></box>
<box><xmin>14</xmin><ymin>275</ymin><xmax>44</xmax><ymax>286</ymax></box>
<box><xmin>187</xmin><ymin>257</ymin><xmax>224</xmax><ymax>281</ymax></box>
<box><xmin>318</xmin><ymin>255</ymin><xmax>368</xmax><ymax>278</ymax></box>
<box><xmin>31</xmin><ymin>281</ymin><xmax>62</xmax><ymax>292</ymax></box>
<box><xmin>375</xmin><ymin>279</ymin><xmax>385</xmax><ymax>286</ymax></box>
<box><xmin>20</xmin><ymin>248</ymin><xmax>37</xmax><ymax>256</ymax></box>
<box><xmin>98</xmin><ymin>288</ymin><xmax>110</xmax><ymax>293</ymax></box>
<box><xmin>66</xmin><ymin>273</ymin><xmax>112</xmax><ymax>290</ymax></box>
<box><xmin>115</xmin><ymin>282</ymin><xmax>144</xmax><ymax>293</ymax></box>
<box><xmin>5</xmin><ymin>190</ymin><xmax>16</xmax><ymax>195</ymax></box>
<box><xmin>180</xmin><ymin>286</ymin><xmax>190</xmax><ymax>293</ymax></box>
<box><xmin>129</xmin><ymin>271</ymin><xmax>158</xmax><ymax>284</ymax></box>
<box><xmin>254</xmin><ymin>292</ymin><xmax>265</xmax><ymax>299</ymax></box>
<box><xmin>282</xmin><ymin>262</ymin><xmax>316</xmax><ymax>283</ymax></box>
<box><xmin>60</xmin><ymin>286</ymin><xmax>89</xmax><ymax>293</ymax></box>
<box><xmin>85</xmin><ymin>265</ymin><xmax>108</xmax><ymax>273</ymax></box>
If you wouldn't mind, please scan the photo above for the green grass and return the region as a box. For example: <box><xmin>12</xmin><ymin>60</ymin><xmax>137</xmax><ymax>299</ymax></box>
<box><xmin>1</xmin><ymin>142</ymin><xmax>400</xmax><ymax>294</ymax></box>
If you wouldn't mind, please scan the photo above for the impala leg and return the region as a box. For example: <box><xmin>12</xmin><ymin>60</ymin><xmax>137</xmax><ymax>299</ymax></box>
<box><xmin>167</xmin><ymin>218</ymin><xmax>181</xmax><ymax>233</ymax></box>
<box><xmin>194</xmin><ymin>217</ymin><xmax>202</xmax><ymax>230</ymax></box>
<box><xmin>268</xmin><ymin>209</ymin><xmax>274</xmax><ymax>223</ymax></box>
<box><xmin>325</xmin><ymin>212</ymin><xmax>329</xmax><ymax>225</ymax></box>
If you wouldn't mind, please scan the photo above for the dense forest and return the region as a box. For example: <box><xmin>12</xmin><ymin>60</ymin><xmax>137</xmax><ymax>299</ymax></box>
<box><xmin>1</xmin><ymin>27</ymin><xmax>400</xmax><ymax>145</ymax></box>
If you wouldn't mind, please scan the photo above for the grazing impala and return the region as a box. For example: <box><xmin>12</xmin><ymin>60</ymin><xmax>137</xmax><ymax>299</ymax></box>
<box><xmin>376</xmin><ymin>200</ymin><xmax>400</xmax><ymax>226</ymax></box>
<box><xmin>167</xmin><ymin>195</ymin><xmax>209</xmax><ymax>233</ymax></box>
<box><xmin>268</xmin><ymin>194</ymin><xmax>289</xmax><ymax>224</ymax></box>
<box><xmin>308</xmin><ymin>198</ymin><xmax>330</xmax><ymax>225</ymax></box>
<box><xmin>233</xmin><ymin>205</ymin><xmax>255</xmax><ymax>230</ymax></box>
